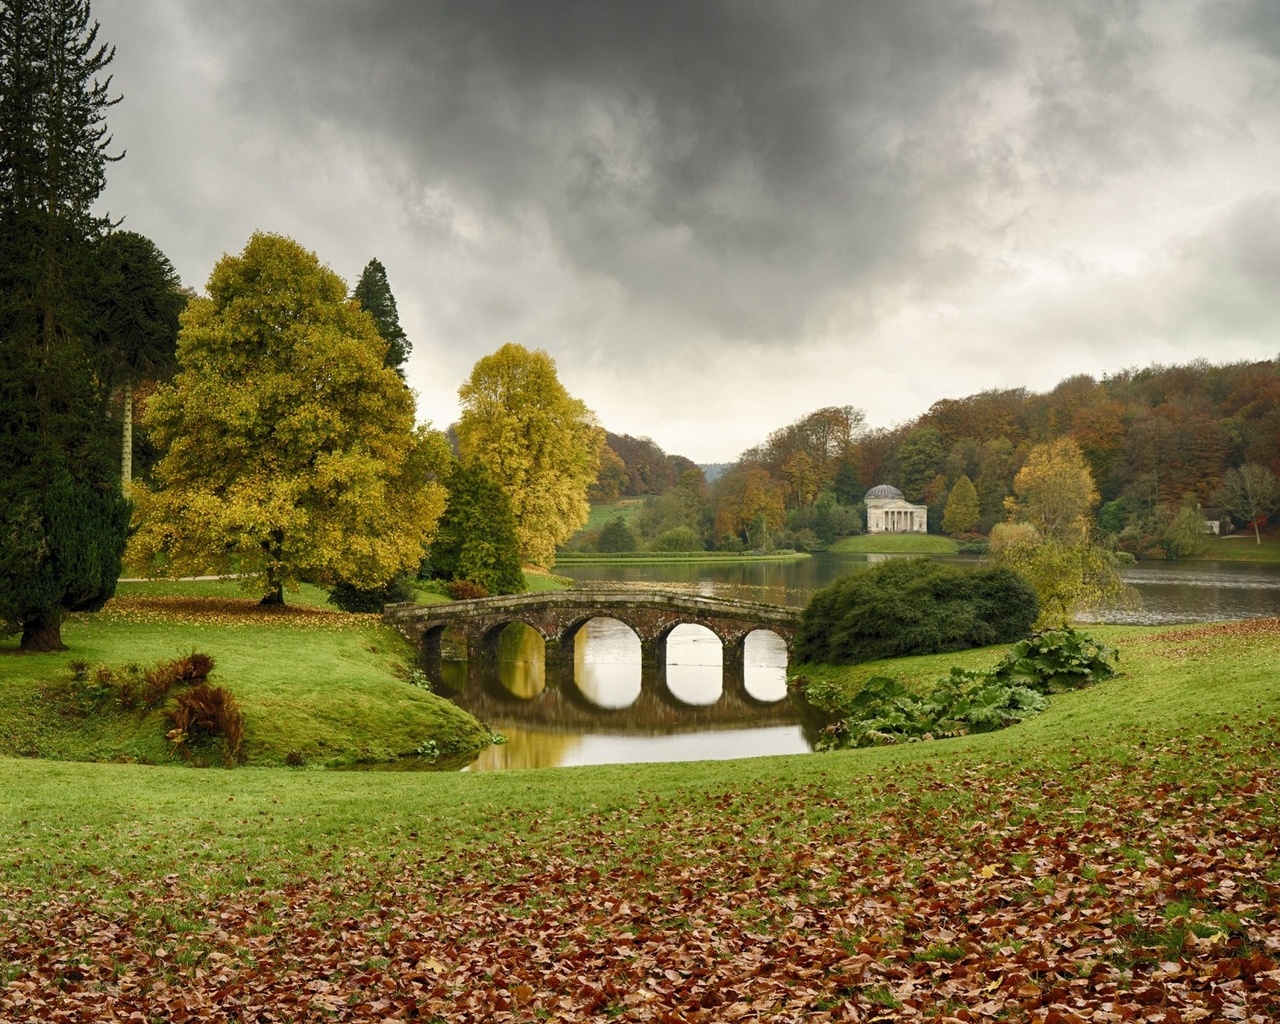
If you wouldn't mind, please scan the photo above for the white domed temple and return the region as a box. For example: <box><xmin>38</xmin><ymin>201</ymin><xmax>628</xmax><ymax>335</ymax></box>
<box><xmin>864</xmin><ymin>484</ymin><xmax>928</xmax><ymax>534</ymax></box>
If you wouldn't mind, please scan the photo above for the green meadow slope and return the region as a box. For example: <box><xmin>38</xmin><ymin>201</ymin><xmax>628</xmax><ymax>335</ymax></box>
<box><xmin>2</xmin><ymin>617</ymin><xmax>1278</xmax><ymax>1019</ymax></box>
<box><xmin>0</xmin><ymin>590</ymin><xmax>491</xmax><ymax>770</ymax></box>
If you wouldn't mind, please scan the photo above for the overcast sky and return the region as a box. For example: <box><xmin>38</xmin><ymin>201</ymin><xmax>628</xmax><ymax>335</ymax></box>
<box><xmin>96</xmin><ymin>0</ymin><xmax>1280</xmax><ymax>462</ymax></box>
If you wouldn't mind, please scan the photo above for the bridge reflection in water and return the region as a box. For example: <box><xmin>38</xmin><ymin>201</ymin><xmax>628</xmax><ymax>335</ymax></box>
<box><xmin>433</xmin><ymin>618</ymin><xmax>800</xmax><ymax>737</ymax></box>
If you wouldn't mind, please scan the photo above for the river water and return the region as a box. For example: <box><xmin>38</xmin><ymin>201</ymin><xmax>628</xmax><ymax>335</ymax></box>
<box><xmin>447</xmin><ymin>551</ymin><xmax>1280</xmax><ymax>771</ymax></box>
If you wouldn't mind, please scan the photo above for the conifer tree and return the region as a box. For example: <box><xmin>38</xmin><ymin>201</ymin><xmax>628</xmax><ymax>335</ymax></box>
<box><xmin>0</xmin><ymin>0</ymin><xmax>131</xmax><ymax>650</ymax></box>
<box><xmin>941</xmin><ymin>474</ymin><xmax>980</xmax><ymax>535</ymax></box>
<box><xmin>352</xmin><ymin>258</ymin><xmax>410</xmax><ymax>375</ymax></box>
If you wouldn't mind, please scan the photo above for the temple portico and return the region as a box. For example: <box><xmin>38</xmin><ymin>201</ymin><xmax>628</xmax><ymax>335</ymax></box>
<box><xmin>864</xmin><ymin>484</ymin><xmax>928</xmax><ymax>533</ymax></box>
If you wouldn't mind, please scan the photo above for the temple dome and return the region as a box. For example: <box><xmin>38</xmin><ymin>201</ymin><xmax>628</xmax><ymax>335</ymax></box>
<box><xmin>864</xmin><ymin>483</ymin><xmax>905</xmax><ymax>501</ymax></box>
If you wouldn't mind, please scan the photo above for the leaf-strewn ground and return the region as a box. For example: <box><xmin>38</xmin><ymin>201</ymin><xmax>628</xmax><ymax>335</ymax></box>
<box><xmin>2</xmin><ymin>618</ymin><xmax>1279</xmax><ymax>1021</ymax></box>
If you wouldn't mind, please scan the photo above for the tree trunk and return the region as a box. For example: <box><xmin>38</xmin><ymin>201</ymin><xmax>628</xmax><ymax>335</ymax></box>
<box><xmin>21</xmin><ymin>611</ymin><xmax>66</xmax><ymax>652</ymax></box>
<box><xmin>1255</xmin><ymin>519</ymin><xmax>1262</xmax><ymax>545</ymax></box>
<box><xmin>121</xmin><ymin>379</ymin><xmax>133</xmax><ymax>491</ymax></box>
<box><xmin>260</xmin><ymin>581</ymin><xmax>285</xmax><ymax>606</ymax></box>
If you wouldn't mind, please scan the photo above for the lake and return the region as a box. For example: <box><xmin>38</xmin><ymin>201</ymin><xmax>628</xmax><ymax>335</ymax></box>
<box><xmin>445</xmin><ymin>550</ymin><xmax>1280</xmax><ymax>771</ymax></box>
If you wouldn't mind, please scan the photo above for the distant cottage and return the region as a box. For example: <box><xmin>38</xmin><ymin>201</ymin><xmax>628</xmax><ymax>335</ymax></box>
<box><xmin>864</xmin><ymin>484</ymin><xmax>928</xmax><ymax>534</ymax></box>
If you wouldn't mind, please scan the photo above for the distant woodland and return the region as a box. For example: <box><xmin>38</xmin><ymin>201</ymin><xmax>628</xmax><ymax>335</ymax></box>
<box><xmin>575</xmin><ymin>358</ymin><xmax>1280</xmax><ymax>559</ymax></box>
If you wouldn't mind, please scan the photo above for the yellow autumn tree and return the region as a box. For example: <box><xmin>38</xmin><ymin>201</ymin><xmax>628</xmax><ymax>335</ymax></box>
<box><xmin>456</xmin><ymin>343</ymin><xmax>604</xmax><ymax>567</ymax></box>
<box><xmin>128</xmin><ymin>233</ymin><xmax>447</xmax><ymax>604</ymax></box>
<box><xmin>990</xmin><ymin>438</ymin><xmax>1132</xmax><ymax>625</ymax></box>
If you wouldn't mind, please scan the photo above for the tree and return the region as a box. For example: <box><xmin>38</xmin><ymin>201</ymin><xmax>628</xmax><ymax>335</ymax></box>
<box><xmin>1005</xmin><ymin>438</ymin><xmax>1099</xmax><ymax>544</ymax></box>
<box><xmin>352</xmin><ymin>258</ymin><xmax>410</xmax><ymax>375</ymax></box>
<box><xmin>587</xmin><ymin>444</ymin><xmax>627</xmax><ymax>503</ymax></box>
<box><xmin>941</xmin><ymin>474</ymin><xmax>980</xmax><ymax>535</ymax></box>
<box><xmin>90</xmin><ymin>229</ymin><xmax>186</xmax><ymax>488</ymax></box>
<box><xmin>597</xmin><ymin>516</ymin><xmax>637</xmax><ymax>553</ymax></box>
<box><xmin>992</xmin><ymin>439</ymin><xmax>1130</xmax><ymax>625</ymax></box>
<box><xmin>988</xmin><ymin>523</ymin><xmax>1133</xmax><ymax>627</ymax></box>
<box><xmin>456</xmin><ymin>343</ymin><xmax>604</xmax><ymax>567</ymax></box>
<box><xmin>129</xmin><ymin>233</ymin><xmax>446</xmax><ymax>603</ymax></box>
<box><xmin>0</xmin><ymin>0</ymin><xmax>131</xmax><ymax>650</ymax></box>
<box><xmin>1218</xmin><ymin>464</ymin><xmax>1280</xmax><ymax>544</ymax></box>
<box><xmin>427</xmin><ymin>459</ymin><xmax>526</xmax><ymax>595</ymax></box>
<box><xmin>896</xmin><ymin>425</ymin><xmax>944</xmax><ymax>502</ymax></box>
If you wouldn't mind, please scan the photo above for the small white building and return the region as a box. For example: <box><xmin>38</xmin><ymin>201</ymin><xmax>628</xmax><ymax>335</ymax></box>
<box><xmin>865</xmin><ymin>484</ymin><xmax>928</xmax><ymax>534</ymax></box>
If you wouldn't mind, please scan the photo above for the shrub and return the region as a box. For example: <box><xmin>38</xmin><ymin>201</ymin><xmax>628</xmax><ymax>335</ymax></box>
<box><xmin>794</xmin><ymin>558</ymin><xmax>1039</xmax><ymax>665</ymax></box>
<box><xmin>173</xmin><ymin>651</ymin><xmax>215</xmax><ymax>682</ymax></box>
<box><xmin>988</xmin><ymin>627</ymin><xmax>1118</xmax><ymax>693</ymax></box>
<box><xmin>328</xmin><ymin>573</ymin><xmax>416</xmax><ymax>613</ymax></box>
<box><xmin>652</xmin><ymin>526</ymin><xmax>704</xmax><ymax>552</ymax></box>
<box><xmin>142</xmin><ymin>660</ymin><xmax>181</xmax><ymax>708</ymax></box>
<box><xmin>800</xmin><ymin>629</ymin><xmax>1113</xmax><ymax>752</ymax></box>
<box><xmin>167</xmin><ymin>683</ymin><xmax>245</xmax><ymax>766</ymax></box>
<box><xmin>448</xmin><ymin>579</ymin><xmax>489</xmax><ymax>601</ymax></box>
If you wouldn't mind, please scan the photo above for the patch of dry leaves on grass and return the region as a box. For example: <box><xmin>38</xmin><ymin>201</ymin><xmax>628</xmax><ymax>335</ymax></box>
<box><xmin>97</xmin><ymin>597</ymin><xmax>377</xmax><ymax>631</ymax></box>
<box><xmin>3</xmin><ymin>725</ymin><xmax>1279</xmax><ymax>1022</ymax></box>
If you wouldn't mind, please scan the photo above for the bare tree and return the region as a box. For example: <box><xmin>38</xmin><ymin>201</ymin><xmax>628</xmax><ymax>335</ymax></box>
<box><xmin>1218</xmin><ymin>465</ymin><xmax>1280</xmax><ymax>544</ymax></box>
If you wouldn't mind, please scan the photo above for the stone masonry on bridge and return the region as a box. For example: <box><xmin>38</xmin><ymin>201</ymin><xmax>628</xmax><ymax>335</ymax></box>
<box><xmin>383</xmin><ymin>589</ymin><xmax>800</xmax><ymax>684</ymax></box>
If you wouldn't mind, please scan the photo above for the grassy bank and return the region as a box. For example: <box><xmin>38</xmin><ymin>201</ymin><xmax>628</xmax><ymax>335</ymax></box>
<box><xmin>828</xmin><ymin>533</ymin><xmax>960</xmax><ymax>554</ymax></box>
<box><xmin>554</xmin><ymin>550</ymin><xmax>809</xmax><ymax>565</ymax></box>
<box><xmin>2</xmin><ymin>617</ymin><xmax>1278</xmax><ymax>1019</ymax></box>
<box><xmin>0</xmin><ymin>590</ymin><xmax>491</xmax><ymax>770</ymax></box>
<box><xmin>1187</xmin><ymin>534</ymin><xmax>1280</xmax><ymax>563</ymax></box>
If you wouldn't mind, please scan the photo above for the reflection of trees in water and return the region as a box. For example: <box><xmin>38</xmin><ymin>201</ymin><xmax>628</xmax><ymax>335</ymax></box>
<box><xmin>466</xmin><ymin>727</ymin><xmax>577</xmax><ymax>770</ymax></box>
<box><xmin>497</xmin><ymin>623</ymin><xmax>545</xmax><ymax>698</ymax></box>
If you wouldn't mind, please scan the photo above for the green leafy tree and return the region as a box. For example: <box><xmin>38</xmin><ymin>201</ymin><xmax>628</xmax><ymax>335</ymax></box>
<box><xmin>896</xmin><ymin>426</ymin><xmax>944</xmax><ymax>502</ymax></box>
<box><xmin>941</xmin><ymin>474</ymin><xmax>980</xmax><ymax>535</ymax></box>
<box><xmin>0</xmin><ymin>0</ymin><xmax>131</xmax><ymax>650</ymax></box>
<box><xmin>1217</xmin><ymin>464</ymin><xmax>1280</xmax><ymax>544</ymax></box>
<box><xmin>456</xmin><ymin>343</ymin><xmax>604</xmax><ymax>567</ymax></box>
<box><xmin>352</xmin><ymin>258</ymin><xmax>410</xmax><ymax>376</ymax></box>
<box><xmin>597</xmin><ymin>517</ymin><xmax>637</xmax><ymax>552</ymax></box>
<box><xmin>427</xmin><ymin>459</ymin><xmax>526</xmax><ymax>595</ymax></box>
<box><xmin>130</xmin><ymin>233</ymin><xmax>446</xmax><ymax>604</ymax></box>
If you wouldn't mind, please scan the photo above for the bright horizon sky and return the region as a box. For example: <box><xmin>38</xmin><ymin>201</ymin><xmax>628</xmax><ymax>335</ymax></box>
<box><xmin>97</xmin><ymin>1</ymin><xmax>1280</xmax><ymax>462</ymax></box>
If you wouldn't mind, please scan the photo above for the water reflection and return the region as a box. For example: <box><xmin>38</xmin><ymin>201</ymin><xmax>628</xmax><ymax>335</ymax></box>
<box><xmin>444</xmin><ymin>553</ymin><xmax>1280</xmax><ymax>771</ymax></box>
<box><xmin>573</xmin><ymin>618</ymin><xmax>641</xmax><ymax>708</ymax></box>
<box><xmin>664</xmin><ymin>623</ymin><xmax>723</xmax><ymax>706</ymax></box>
<box><xmin>496</xmin><ymin>623</ymin><xmax>545</xmax><ymax>699</ymax></box>
<box><xmin>555</xmin><ymin>551</ymin><xmax>1280</xmax><ymax>624</ymax></box>
<box><xmin>743</xmin><ymin>630</ymin><xmax>789</xmax><ymax>702</ymax></box>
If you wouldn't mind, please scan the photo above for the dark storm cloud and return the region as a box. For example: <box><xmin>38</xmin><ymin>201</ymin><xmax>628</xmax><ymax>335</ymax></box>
<box><xmin>171</xmin><ymin>0</ymin><xmax>1021</xmax><ymax>346</ymax></box>
<box><xmin>95</xmin><ymin>0</ymin><xmax>1280</xmax><ymax>459</ymax></box>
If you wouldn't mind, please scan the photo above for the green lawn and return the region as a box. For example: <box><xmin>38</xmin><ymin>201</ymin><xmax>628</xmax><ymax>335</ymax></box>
<box><xmin>1188</xmin><ymin>533</ymin><xmax>1280</xmax><ymax>563</ymax></box>
<box><xmin>828</xmin><ymin>533</ymin><xmax>960</xmax><ymax>554</ymax></box>
<box><xmin>2</xmin><ymin>615</ymin><xmax>1278</xmax><ymax>1019</ymax></box>
<box><xmin>582</xmin><ymin>497</ymin><xmax>646</xmax><ymax>531</ymax></box>
<box><xmin>0</xmin><ymin>591</ymin><xmax>490</xmax><ymax>770</ymax></box>
<box><xmin>554</xmin><ymin>550</ymin><xmax>810</xmax><ymax>565</ymax></box>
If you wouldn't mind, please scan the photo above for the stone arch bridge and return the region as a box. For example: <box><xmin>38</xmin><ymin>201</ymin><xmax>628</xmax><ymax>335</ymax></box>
<box><xmin>384</xmin><ymin>590</ymin><xmax>803</xmax><ymax>728</ymax></box>
<box><xmin>384</xmin><ymin>589</ymin><xmax>801</xmax><ymax>677</ymax></box>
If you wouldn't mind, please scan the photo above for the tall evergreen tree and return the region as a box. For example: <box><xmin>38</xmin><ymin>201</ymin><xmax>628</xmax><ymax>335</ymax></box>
<box><xmin>0</xmin><ymin>0</ymin><xmax>131</xmax><ymax>650</ymax></box>
<box><xmin>352</xmin><ymin>258</ymin><xmax>410</xmax><ymax>376</ymax></box>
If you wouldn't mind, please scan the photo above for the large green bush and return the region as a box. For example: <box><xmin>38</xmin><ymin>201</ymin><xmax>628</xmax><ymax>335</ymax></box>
<box><xmin>794</xmin><ymin>558</ymin><xmax>1038</xmax><ymax>664</ymax></box>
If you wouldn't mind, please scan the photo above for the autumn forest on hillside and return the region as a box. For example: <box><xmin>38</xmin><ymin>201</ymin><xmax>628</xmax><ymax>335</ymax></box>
<box><xmin>575</xmin><ymin>358</ymin><xmax>1280</xmax><ymax>560</ymax></box>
